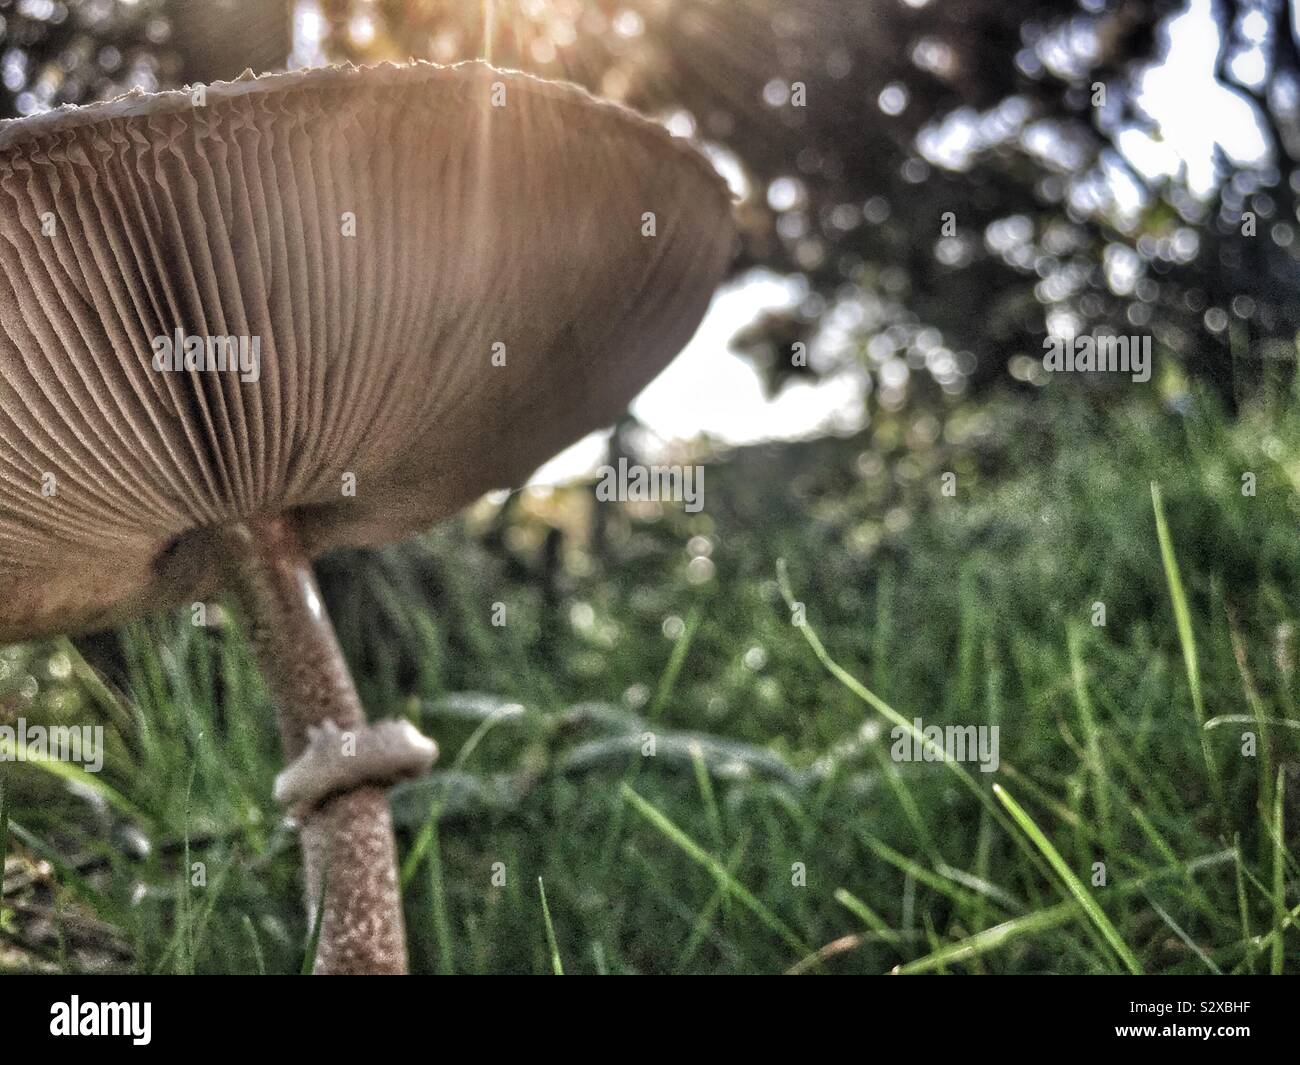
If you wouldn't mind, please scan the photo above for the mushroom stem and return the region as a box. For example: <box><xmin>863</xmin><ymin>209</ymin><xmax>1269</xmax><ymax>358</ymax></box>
<box><xmin>222</xmin><ymin>517</ymin><xmax>411</xmax><ymax>975</ymax></box>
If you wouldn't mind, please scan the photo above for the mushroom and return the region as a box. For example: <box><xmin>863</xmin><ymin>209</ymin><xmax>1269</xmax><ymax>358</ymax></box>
<box><xmin>0</xmin><ymin>62</ymin><xmax>735</xmax><ymax>973</ymax></box>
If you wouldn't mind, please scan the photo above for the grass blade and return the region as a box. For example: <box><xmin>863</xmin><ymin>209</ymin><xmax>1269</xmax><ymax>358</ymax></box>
<box><xmin>621</xmin><ymin>783</ymin><xmax>810</xmax><ymax>956</ymax></box>
<box><xmin>834</xmin><ymin>887</ymin><xmax>903</xmax><ymax>945</ymax></box>
<box><xmin>424</xmin><ymin>823</ymin><xmax>454</xmax><ymax>975</ymax></box>
<box><xmin>776</xmin><ymin>560</ymin><xmax>1053</xmax><ymax>885</ymax></box>
<box><xmin>993</xmin><ymin>783</ymin><xmax>1143</xmax><ymax>974</ymax></box>
<box><xmin>649</xmin><ymin>607</ymin><xmax>700</xmax><ymax>718</ymax></box>
<box><xmin>301</xmin><ymin>872</ymin><xmax>327</xmax><ymax>975</ymax></box>
<box><xmin>894</xmin><ymin>902</ymin><xmax>1077</xmax><ymax>975</ymax></box>
<box><xmin>1271</xmin><ymin>767</ymin><xmax>1286</xmax><ymax>976</ymax></box>
<box><xmin>895</xmin><ymin>850</ymin><xmax>1237</xmax><ymax>974</ymax></box>
<box><xmin>243</xmin><ymin>915</ymin><xmax>266</xmax><ymax>976</ymax></box>
<box><xmin>538</xmin><ymin>877</ymin><xmax>564</xmax><ymax>975</ymax></box>
<box><xmin>1143</xmin><ymin>892</ymin><xmax>1221</xmax><ymax>974</ymax></box>
<box><xmin>0</xmin><ymin>763</ymin><xmax>8</xmax><ymax>904</ymax></box>
<box><xmin>1150</xmin><ymin>483</ymin><xmax>1222</xmax><ymax>804</ymax></box>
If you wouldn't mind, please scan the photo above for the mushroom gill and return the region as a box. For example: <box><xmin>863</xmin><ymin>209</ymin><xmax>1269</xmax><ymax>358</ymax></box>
<box><xmin>0</xmin><ymin>61</ymin><xmax>734</xmax><ymax>641</ymax></box>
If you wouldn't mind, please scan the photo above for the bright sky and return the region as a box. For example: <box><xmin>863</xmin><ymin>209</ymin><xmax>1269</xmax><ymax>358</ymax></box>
<box><xmin>528</xmin><ymin>272</ymin><xmax>868</xmax><ymax>484</ymax></box>
<box><xmin>1123</xmin><ymin>0</ymin><xmax>1268</xmax><ymax>194</ymax></box>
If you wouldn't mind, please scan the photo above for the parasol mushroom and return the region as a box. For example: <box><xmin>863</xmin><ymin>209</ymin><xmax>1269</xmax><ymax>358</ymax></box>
<box><xmin>0</xmin><ymin>61</ymin><xmax>735</xmax><ymax>973</ymax></box>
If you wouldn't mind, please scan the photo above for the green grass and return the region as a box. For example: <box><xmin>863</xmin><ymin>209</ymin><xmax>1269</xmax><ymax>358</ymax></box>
<box><xmin>537</xmin><ymin>877</ymin><xmax>564</xmax><ymax>975</ymax></box>
<box><xmin>1</xmin><ymin>388</ymin><xmax>1298</xmax><ymax>973</ymax></box>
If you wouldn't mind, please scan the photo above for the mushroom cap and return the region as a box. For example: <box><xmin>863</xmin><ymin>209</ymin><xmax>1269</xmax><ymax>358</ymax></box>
<box><xmin>0</xmin><ymin>62</ymin><xmax>735</xmax><ymax>641</ymax></box>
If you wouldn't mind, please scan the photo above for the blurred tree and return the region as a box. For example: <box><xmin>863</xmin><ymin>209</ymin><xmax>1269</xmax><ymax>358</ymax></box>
<box><xmin>313</xmin><ymin>0</ymin><xmax>1300</xmax><ymax>414</ymax></box>
<box><xmin>0</xmin><ymin>1</ymin><xmax>290</xmax><ymax>117</ymax></box>
<box><xmin>0</xmin><ymin>0</ymin><xmax>179</xmax><ymax>114</ymax></box>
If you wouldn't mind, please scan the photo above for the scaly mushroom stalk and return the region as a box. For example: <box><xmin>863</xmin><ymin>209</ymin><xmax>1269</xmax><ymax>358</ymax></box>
<box><xmin>221</xmin><ymin>517</ymin><xmax>432</xmax><ymax>974</ymax></box>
